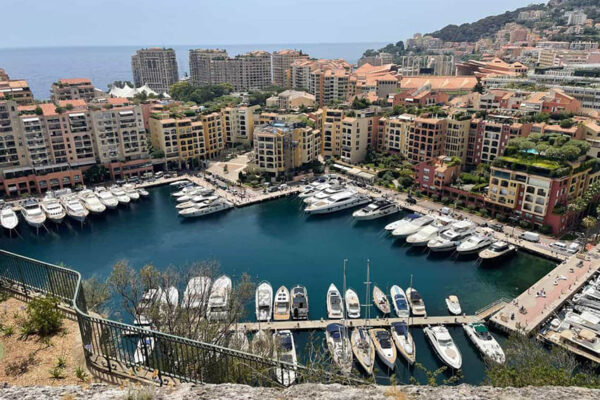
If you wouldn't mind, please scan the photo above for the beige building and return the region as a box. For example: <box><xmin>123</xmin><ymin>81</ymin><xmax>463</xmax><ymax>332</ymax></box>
<box><xmin>266</xmin><ymin>90</ymin><xmax>316</xmax><ymax>111</ymax></box>
<box><xmin>340</xmin><ymin>115</ymin><xmax>372</xmax><ymax>164</ymax></box>
<box><xmin>290</xmin><ymin>59</ymin><xmax>353</xmax><ymax>106</ymax></box>
<box><xmin>51</xmin><ymin>78</ymin><xmax>96</xmax><ymax>103</ymax></box>
<box><xmin>189</xmin><ymin>49</ymin><xmax>229</xmax><ymax>87</ymax></box>
<box><xmin>321</xmin><ymin>108</ymin><xmax>345</xmax><ymax>157</ymax></box>
<box><xmin>0</xmin><ymin>98</ymin><xmax>26</xmax><ymax>169</ymax></box>
<box><xmin>222</xmin><ymin>105</ymin><xmax>257</xmax><ymax>146</ymax></box>
<box><xmin>272</xmin><ymin>49</ymin><xmax>309</xmax><ymax>87</ymax></box>
<box><xmin>380</xmin><ymin>114</ymin><xmax>415</xmax><ymax>156</ymax></box>
<box><xmin>0</xmin><ymin>79</ymin><xmax>34</xmax><ymax>105</ymax></box>
<box><xmin>445</xmin><ymin>117</ymin><xmax>470</xmax><ymax>164</ymax></box>
<box><xmin>131</xmin><ymin>48</ymin><xmax>179</xmax><ymax>94</ymax></box>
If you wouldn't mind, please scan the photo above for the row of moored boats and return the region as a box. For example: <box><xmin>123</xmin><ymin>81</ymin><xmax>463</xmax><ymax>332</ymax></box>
<box><xmin>170</xmin><ymin>181</ymin><xmax>233</xmax><ymax>218</ymax></box>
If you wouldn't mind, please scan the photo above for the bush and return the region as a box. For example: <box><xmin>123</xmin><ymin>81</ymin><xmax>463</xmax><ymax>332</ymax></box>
<box><xmin>519</xmin><ymin>220</ymin><xmax>531</xmax><ymax>229</ymax></box>
<box><xmin>496</xmin><ymin>214</ymin><xmax>507</xmax><ymax>223</ymax></box>
<box><xmin>441</xmin><ymin>196</ymin><xmax>450</xmax><ymax>204</ymax></box>
<box><xmin>5</xmin><ymin>353</ymin><xmax>36</xmax><ymax>376</ymax></box>
<box><xmin>539</xmin><ymin>225</ymin><xmax>553</xmax><ymax>235</ymax></box>
<box><xmin>23</xmin><ymin>297</ymin><xmax>64</xmax><ymax>337</ymax></box>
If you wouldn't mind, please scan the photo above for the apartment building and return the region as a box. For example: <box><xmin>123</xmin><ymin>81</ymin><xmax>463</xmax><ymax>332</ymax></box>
<box><xmin>415</xmin><ymin>155</ymin><xmax>462</xmax><ymax>195</ymax></box>
<box><xmin>350</xmin><ymin>63</ymin><xmax>399</xmax><ymax>101</ymax></box>
<box><xmin>407</xmin><ymin>117</ymin><xmax>447</xmax><ymax>164</ymax></box>
<box><xmin>272</xmin><ymin>50</ymin><xmax>309</xmax><ymax>87</ymax></box>
<box><xmin>0</xmin><ymin>79</ymin><xmax>34</xmax><ymax>105</ymax></box>
<box><xmin>471</xmin><ymin>120</ymin><xmax>531</xmax><ymax>165</ymax></box>
<box><xmin>398</xmin><ymin>55</ymin><xmax>455</xmax><ymax>76</ymax></box>
<box><xmin>253</xmin><ymin>121</ymin><xmax>321</xmax><ymax>176</ymax></box>
<box><xmin>290</xmin><ymin>59</ymin><xmax>352</xmax><ymax>106</ymax></box>
<box><xmin>357</xmin><ymin>52</ymin><xmax>394</xmax><ymax>67</ymax></box>
<box><xmin>321</xmin><ymin>108</ymin><xmax>345</xmax><ymax>157</ymax></box>
<box><xmin>202</xmin><ymin>112</ymin><xmax>225</xmax><ymax>159</ymax></box>
<box><xmin>131</xmin><ymin>48</ymin><xmax>179</xmax><ymax>94</ymax></box>
<box><xmin>265</xmin><ymin>90</ymin><xmax>316</xmax><ymax>111</ymax></box>
<box><xmin>51</xmin><ymin>78</ymin><xmax>96</xmax><ymax>103</ymax></box>
<box><xmin>379</xmin><ymin>114</ymin><xmax>415</xmax><ymax>156</ymax></box>
<box><xmin>189</xmin><ymin>49</ymin><xmax>229</xmax><ymax>87</ymax></box>
<box><xmin>0</xmin><ymin>99</ymin><xmax>26</xmax><ymax>170</ymax></box>
<box><xmin>222</xmin><ymin>105</ymin><xmax>257</xmax><ymax>146</ymax></box>
<box><xmin>445</xmin><ymin>118</ymin><xmax>470</xmax><ymax>165</ymax></box>
<box><xmin>340</xmin><ymin>113</ymin><xmax>373</xmax><ymax>164</ymax></box>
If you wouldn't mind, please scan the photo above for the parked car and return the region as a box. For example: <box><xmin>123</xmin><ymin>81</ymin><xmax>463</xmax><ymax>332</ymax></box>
<box><xmin>406</xmin><ymin>196</ymin><xmax>417</xmax><ymax>205</ymax></box>
<box><xmin>567</xmin><ymin>243</ymin><xmax>581</xmax><ymax>254</ymax></box>
<box><xmin>520</xmin><ymin>231</ymin><xmax>540</xmax><ymax>242</ymax></box>
<box><xmin>490</xmin><ymin>223</ymin><xmax>504</xmax><ymax>233</ymax></box>
<box><xmin>440</xmin><ymin>207</ymin><xmax>451</xmax><ymax>215</ymax></box>
<box><xmin>550</xmin><ymin>242</ymin><xmax>568</xmax><ymax>251</ymax></box>
<box><xmin>278</xmin><ymin>184</ymin><xmax>288</xmax><ymax>190</ymax></box>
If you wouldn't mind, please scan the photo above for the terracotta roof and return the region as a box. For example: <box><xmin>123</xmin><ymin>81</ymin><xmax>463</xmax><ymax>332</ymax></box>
<box><xmin>106</xmin><ymin>97</ymin><xmax>131</xmax><ymax>106</ymax></box>
<box><xmin>58</xmin><ymin>78</ymin><xmax>92</xmax><ymax>85</ymax></box>
<box><xmin>400</xmin><ymin>76</ymin><xmax>478</xmax><ymax>91</ymax></box>
<box><xmin>58</xmin><ymin>99</ymin><xmax>87</xmax><ymax>109</ymax></box>
<box><xmin>18</xmin><ymin>103</ymin><xmax>57</xmax><ymax>117</ymax></box>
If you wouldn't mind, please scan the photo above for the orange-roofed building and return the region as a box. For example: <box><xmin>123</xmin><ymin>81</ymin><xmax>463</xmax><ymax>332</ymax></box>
<box><xmin>0</xmin><ymin>79</ymin><xmax>34</xmax><ymax>105</ymax></box>
<box><xmin>351</xmin><ymin>63</ymin><xmax>399</xmax><ymax>100</ymax></box>
<box><xmin>520</xmin><ymin>89</ymin><xmax>581</xmax><ymax>115</ymax></box>
<box><xmin>399</xmin><ymin>76</ymin><xmax>478</xmax><ymax>95</ymax></box>
<box><xmin>51</xmin><ymin>78</ymin><xmax>96</xmax><ymax>103</ymax></box>
<box><xmin>455</xmin><ymin>57</ymin><xmax>528</xmax><ymax>78</ymax></box>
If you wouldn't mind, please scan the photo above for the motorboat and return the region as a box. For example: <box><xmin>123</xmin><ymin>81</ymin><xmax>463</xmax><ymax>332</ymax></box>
<box><xmin>137</xmin><ymin>188</ymin><xmax>150</xmax><ymax>198</ymax></box>
<box><xmin>273</xmin><ymin>286</ymin><xmax>291</xmax><ymax>321</ymax></box>
<box><xmin>190</xmin><ymin>194</ymin><xmax>219</xmax><ymax>204</ymax></box>
<box><xmin>564</xmin><ymin>311</ymin><xmax>600</xmax><ymax>334</ymax></box>
<box><xmin>229</xmin><ymin>329</ymin><xmax>250</xmax><ymax>352</ymax></box>
<box><xmin>325</xmin><ymin>323</ymin><xmax>353</xmax><ymax>375</ymax></box>
<box><xmin>463</xmin><ymin>322</ymin><xmax>505</xmax><ymax>364</ymax></box>
<box><xmin>384</xmin><ymin>213</ymin><xmax>421</xmax><ymax>232</ymax></box>
<box><xmin>20</xmin><ymin>199</ymin><xmax>46</xmax><ymax>228</ymax></box>
<box><xmin>79</xmin><ymin>190</ymin><xmax>106</xmax><ymax>214</ymax></box>
<box><xmin>369</xmin><ymin>328</ymin><xmax>397</xmax><ymax>370</ymax></box>
<box><xmin>424</xmin><ymin>325</ymin><xmax>462</xmax><ymax>369</ymax></box>
<box><xmin>406</xmin><ymin>222</ymin><xmax>450</xmax><ymax>247</ymax></box>
<box><xmin>406</xmin><ymin>287</ymin><xmax>426</xmax><ymax>316</ymax></box>
<box><xmin>303</xmin><ymin>184</ymin><xmax>346</xmax><ymax>204</ymax></box>
<box><xmin>345</xmin><ymin>289</ymin><xmax>360</xmax><ymax>319</ymax></box>
<box><xmin>207</xmin><ymin>275</ymin><xmax>232</xmax><ymax>321</ymax></box>
<box><xmin>172</xmin><ymin>185</ymin><xmax>198</xmax><ymax>197</ymax></box>
<box><xmin>327</xmin><ymin>284</ymin><xmax>344</xmax><ymax>319</ymax></box>
<box><xmin>178</xmin><ymin>199</ymin><xmax>233</xmax><ymax>218</ymax></box>
<box><xmin>134</xmin><ymin>286</ymin><xmax>179</xmax><ymax>329</ymax></box>
<box><xmin>94</xmin><ymin>187</ymin><xmax>119</xmax><ymax>209</ymax></box>
<box><xmin>290</xmin><ymin>285</ymin><xmax>309</xmax><ymax>320</ymax></box>
<box><xmin>133</xmin><ymin>336</ymin><xmax>155</xmax><ymax>364</ymax></box>
<box><xmin>0</xmin><ymin>207</ymin><xmax>18</xmax><ymax>231</ymax></box>
<box><xmin>392</xmin><ymin>215</ymin><xmax>434</xmax><ymax>238</ymax></box>
<box><xmin>351</xmin><ymin>327</ymin><xmax>375</xmax><ymax>375</ymax></box>
<box><xmin>40</xmin><ymin>195</ymin><xmax>66</xmax><ymax>223</ymax></box>
<box><xmin>390</xmin><ymin>285</ymin><xmax>410</xmax><ymax>318</ymax></box>
<box><xmin>176</xmin><ymin>188</ymin><xmax>205</xmax><ymax>202</ymax></box>
<box><xmin>427</xmin><ymin>221</ymin><xmax>475</xmax><ymax>253</ymax></box>
<box><xmin>456</xmin><ymin>234</ymin><xmax>493</xmax><ymax>255</ymax></box>
<box><xmin>182</xmin><ymin>276</ymin><xmax>212</xmax><ymax>310</ymax></box>
<box><xmin>273</xmin><ymin>330</ymin><xmax>297</xmax><ymax>386</ymax></box>
<box><xmin>391</xmin><ymin>322</ymin><xmax>416</xmax><ymax>365</ymax></box>
<box><xmin>169</xmin><ymin>180</ymin><xmax>188</xmax><ymax>188</ymax></box>
<box><xmin>373</xmin><ymin>286</ymin><xmax>391</xmax><ymax>315</ymax></box>
<box><xmin>557</xmin><ymin>328</ymin><xmax>600</xmax><ymax>358</ymax></box>
<box><xmin>176</xmin><ymin>195</ymin><xmax>219</xmax><ymax>209</ymax></box>
<box><xmin>446</xmin><ymin>295</ymin><xmax>462</xmax><ymax>315</ymax></box>
<box><xmin>60</xmin><ymin>195</ymin><xmax>89</xmax><ymax>223</ymax></box>
<box><xmin>122</xmin><ymin>184</ymin><xmax>140</xmax><ymax>200</ymax></box>
<box><xmin>298</xmin><ymin>183</ymin><xmax>329</xmax><ymax>199</ymax></box>
<box><xmin>110</xmin><ymin>185</ymin><xmax>131</xmax><ymax>204</ymax></box>
<box><xmin>352</xmin><ymin>199</ymin><xmax>399</xmax><ymax>220</ymax></box>
<box><xmin>479</xmin><ymin>241</ymin><xmax>516</xmax><ymax>260</ymax></box>
<box><xmin>255</xmin><ymin>281</ymin><xmax>273</xmax><ymax>322</ymax></box>
<box><xmin>305</xmin><ymin>191</ymin><xmax>370</xmax><ymax>215</ymax></box>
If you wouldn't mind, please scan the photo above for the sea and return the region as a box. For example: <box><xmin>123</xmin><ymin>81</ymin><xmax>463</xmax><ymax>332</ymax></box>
<box><xmin>0</xmin><ymin>185</ymin><xmax>555</xmax><ymax>385</ymax></box>
<box><xmin>0</xmin><ymin>43</ymin><xmax>387</xmax><ymax>99</ymax></box>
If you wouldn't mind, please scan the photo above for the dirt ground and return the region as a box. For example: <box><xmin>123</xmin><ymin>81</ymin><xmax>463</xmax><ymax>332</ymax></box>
<box><xmin>0</xmin><ymin>296</ymin><xmax>89</xmax><ymax>386</ymax></box>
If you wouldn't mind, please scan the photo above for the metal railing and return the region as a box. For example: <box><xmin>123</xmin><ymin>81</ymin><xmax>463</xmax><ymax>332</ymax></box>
<box><xmin>475</xmin><ymin>297</ymin><xmax>511</xmax><ymax>319</ymax></box>
<box><xmin>0</xmin><ymin>250</ymin><xmax>361</xmax><ymax>386</ymax></box>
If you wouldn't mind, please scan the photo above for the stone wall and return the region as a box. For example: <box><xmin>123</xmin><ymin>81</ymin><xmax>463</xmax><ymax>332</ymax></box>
<box><xmin>1</xmin><ymin>383</ymin><xmax>599</xmax><ymax>400</ymax></box>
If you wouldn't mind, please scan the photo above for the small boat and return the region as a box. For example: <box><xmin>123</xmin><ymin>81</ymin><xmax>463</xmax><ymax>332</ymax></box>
<box><xmin>0</xmin><ymin>207</ymin><xmax>18</xmax><ymax>230</ymax></box>
<box><xmin>255</xmin><ymin>281</ymin><xmax>273</xmax><ymax>322</ymax></box>
<box><xmin>406</xmin><ymin>287</ymin><xmax>426</xmax><ymax>316</ymax></box>
<box><xmin>60</xmin><ymin>195</ymin><xmax>89</xmax><ymax>223</ymax></box>
<box><xmin>182</xmin><ymin>276</ymin><xmax>212</xmax><ymax>309</ymax></box>
<box><xmin>456</xmin><ymin>234</ymin><xmax>493</xmax><ymax>255</ymax></box>
<box><xmin>273</xmin><ymin>330</ymin><xmax>297</xmax><ymax>386</ymax></box>
<box><xmin>392</xmin><ymin>215</ymin><xmax>434</xmax><ymax>238</ymax></box>
<box><xmin>352</xmin><ymin>199</ymin><xmax>399</xmax><ymax>220</ymax></box>
<box><xmin>137</xmin><ymin>188</ymin><xmax>150</xmax><ymax>198</ymax></box>
<box><xmin>446</xmin><ymin>295</ymin><xmax>462</xmax><ymax>315</ymax></box>
<box><xmin>110</xmin><ymin>186</ymin><xmax>131</xmax><ymax>204</ymax></box>
<box><xmin>290</xmin><ymin>285</ymin><xmax>309</xmax><ymax>320</ymax></box>
<box><xmin>463</xmin><ymin>322</ymin><xmax>505</xmax><ymax>364</ymax></box>
<box><xmin>384</xmin><ymin>213</ymin><xmax>421</xmax><ymax>232</ymax></box>
<box><xmin>122</xmin><ymin>184</ymin><xmax>140</xmax><ymax>201</ymax></box>
<box><xmin>373</xmin><ymin>286</ymin><xmax>391</xmax><ymax>315</ymax></box>
<box><xmin>369</xmin><ymin>328</ymin><xmax>397</xmax><ymax>370</ymax></box>
<box><xmin>273</xmin><ymin>286</ymin><xmax>291</xmax><ymax>321</ymax></box>
<box><xmin>327</xmin><ymin>284</ymin><xmax>344</xmax><ymax>319</ymax></box>
<box><xmin>20</xmin><ymin>199</ymin><xmax>46</xmax><ymax>228</ymax></box>
<box><xmin>133</xmin><ymin>336</ymin><xmax>155</xmax><ymax>364</ymax></box>
<box><xmin>391</xmin><ymin>322</ymin><xmax>416</xmax><ymax>365</ymax></box>
<box><xmin>479</xmin><ymin>241</ymin><xmax>516</xmax><ymax>260</ymax></box>
<box><xmin>79</xmin><ymin>190</ymin><xmax>106</xmax><ymax>214</ymax></box>
<box><xmin>178</xmin><ymin>199</ymin><xmax>233</xmax><ymax>218</ymax></box>
<box><xmin>390</xmin><ymin>285</ymin><xmax>410</xmax><ymax>318</ymax></box>
<box><xmin>345</xmin><ymin>289</ymin><xmax>360</xmax><ymax>319</ymax></box>
<box><xmin>207</xmin><ymin>275</ymin><xmax>232</xmax><ymax>321</ymax></box>
<box><xmin>40</xmin><ymin>195</ymin><xmax>66</xmax><ymax>223</ymax></box>
<box><xmin>351</xmin><ymin>327</ymin><xmax>375</xmax><ymax>375</ymax></box>
<box><xmin>424</xmin><ymin>325</ymin><xmax>462</xmax><ymax>369</ymax></box>
<box><xmin>94</xmin><ymin>187</ymin><xmax>119</xmax><ymax>209</ymax></box>
<box><xmin>229</xmin><ymin>329</ymin><xmax>250</xmax><ymax>352</ymax></box>
<box><xmin>134</xmin><ymin>286</ymin><xmax>179</xmax><ymax>329</ymax></box>
<box><xmin>325</xmin><ymin>323</ymin><xmax>353</xmax><ymax>375</ymax></box>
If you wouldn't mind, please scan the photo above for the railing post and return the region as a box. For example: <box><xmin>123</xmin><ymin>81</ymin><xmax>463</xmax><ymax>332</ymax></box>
<box><xmin>47</xmin><ymin>267</ymin><xmax>55</xmax><ymax>297</ymax></box>
<box><xmin>16</xmin><ymin>259</ymin><xmax>28</xmax><ymax>299</ymax></box>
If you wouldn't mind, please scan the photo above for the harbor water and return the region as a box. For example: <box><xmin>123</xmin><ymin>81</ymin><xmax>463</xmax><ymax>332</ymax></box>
<box><xmin>0</xmin><ymin>185</ymin><xmax>555</xmax><ymax>384</ymax></box>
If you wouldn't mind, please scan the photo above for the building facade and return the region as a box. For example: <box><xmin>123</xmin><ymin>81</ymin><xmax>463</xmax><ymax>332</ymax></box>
<box><xmin>131</xmin><ymin>48</ymin><xmax>179</xmax><ymax>94</ymax></box>
<box><xmin>51</xmin><ymin>78</ymin><xmax>96</xmax><ymax>103</ymax></box>
<box><xmin>272</xmin><ymin>50</ymin><xmax>309</xmax><ymax>87</ymax></box>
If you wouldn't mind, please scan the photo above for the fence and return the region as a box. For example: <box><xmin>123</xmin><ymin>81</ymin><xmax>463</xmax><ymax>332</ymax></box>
<box><xmin>0</xmin><ymin>250</ymin><xmax>361</xmax><ymax>386</ymax></box>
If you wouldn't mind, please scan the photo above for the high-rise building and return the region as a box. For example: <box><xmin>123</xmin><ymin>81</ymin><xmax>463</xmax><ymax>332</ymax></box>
<box><xmin>407</xmin><ymin>117</ymin><xmax>447</xmax><ymax>164</ymax></box>
<box><xmin>380</xmin><ymin>115</ymin><xmax>415</xmax><ymax>156</ymax></box>
<box><xmin>131</xmin><ymin>48</ymin><xmax>179</xmax><ymax>94</ymax></box>
<box><xmin>272</xmin><ymin>50</ymin><xmax>309</xmax><ymax>87</ymax></box>
<box><xmin>51</xmin><ymin>78</ymin><xmax>96</xmax><ymax>103</ymax></box>
<box><xmin>189</xmin><ymin>49</ymin><xmax>229</xmax><ymax>87</ymax></box>
<box><xmin>0</xmin><ymin>79</ymin><xmax>34</xmax><ymax>105</ymax></box>
<box><xmin>341</xmin><ymin>113</ymin><xmax>373</xmax><ymax>164</ymax></box>
<box><xmin>290</xmin><ymin>59</ymin><xmax>352</xmax><ymax>106</ymax></box>
<box><xmin>222</xmin><ymin>105</ymin><xmax>257</xmax><ymax>146</ymax></box>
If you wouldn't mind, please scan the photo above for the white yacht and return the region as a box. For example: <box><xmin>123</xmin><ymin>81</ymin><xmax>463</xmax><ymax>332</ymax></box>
<box><xmin>345</xmin><ymin>289</ymin><xmax>360</xmax><ymax>319</ymax></box>
<box><xmin>207</xmin><ymin>275</ymin><xmax>232</xmax><ymax>321</ymax></box>
<box><xmin>178</xmin><ymin>199</ymin><xmax>233</xmax><ymax>218</ymax></box>
<box><xmin>176</xmin><ymin>188</ymin><xmax>205</xmax><ymax>202</ymax></box>
<box><xmin>406</xmin><ymin>287</ymin><xmax>426</xmax><ymax>316</ymax></box>
<box><xmin>79</xmin><ymin>190</ymin><xmax>106</xmax><ymax>214</ymax></box>
<box><xmin>94</xmin><ymin>187</ymin><xmax>119</xmax><ymax>209</ymax></box>
<box><xmin>384</xmin><ymin>213</ymin><xmax>421</xmax><ymax>232</ymax></box>
<box><xmin>122</xmin><ymin>184</ymin><xmax>140</xmax><ymax>201</ymax></box>
<box><xmin>463</xmin><ymin>323</ymin><xmax>505</xmax><ymax>364</ymax></box>
<box><xmin>305</xmin><ymin>191</ymin><xmax>369</xmax><ymax>215</ymax></box>
<box><xmin>177</xmin><ymin>195</ymin><xmax>219</xmax><ymax>209</ymax></box>
<box><xmin>390</xmin><ymin>285</ymin><xmax>410</xmax><ymax>318</ymax></box>
<box><xmin>134</xmin><ymin>287</ymin><xmax>179</xmax><ymax>329</ymax></box>
<box><xmin>172</xmin><ymin>185</ymin><xmax>197</xmax><ymax>198</ymax></box>
<box><xmin>273</xmin><ymin>330</ymin><xmax>297</xmax><ymax>386</ymax></box>
<box><xmin>273</xmin><ymin>286</ymin><xmax>291</xmax><ymax>321</ymax></box>
<box><xmin>20</xmin><ymin>200</ymin><xmax>46</xmax><ymax>228</ymax></box>
<box><xmin>291</xmin><ymin>285</ymin><xmax>309</xmax><ymax>320</ymax></box>
<box><xmin>406</xmin><ymin>217</ymin><xmax>454</xmax><ymax>246</ymax></box>
<box><xmin>298</xmin><ymin>182</ymin><xmax>329</xmax><ymax>199</ymax></box>
<box><xmin>325</xmin><ymin>323</ymin><xmax>353</xmax><ymax>375</ymax></box>
<box><xmin>0</xmin><ymin>207</ymin><xmax>19</xmax><ymax>231</ymax></box>
<box><xmin>424</xmin><ymin>325</ymin><xmax>462</xmax><ymax>369</ymax></box>
<box><xmin>40</xmin><ymin>195</ymin><xmax>66</xmax><ymax>223</ymax></box>
<box><xmin>133</xmin><ymin>336</ymin><xmax>155</xmax><ymax>364</ymax></box>
<box><xmin>456</xmin><ymin>234</ymin><xmax>493</xmax><ymax>255</ymax></box>
<box><xmin>427</xmin><ymin>221</ymin><xmax>475</xmax><ymax>253</ymax></box>
<box><xmin>327</xmin><ymin>284</ymin><xmax>344</xmax><ymax>319</ymax></box>
<box><xmin>391</xmin><ymin>322</ymin><xmax>416</xmax><ymax>365</ymax></box>
<box><xmin>445</xmin><ymin>295</ymin><xmax>462</xmax><ymax>315</ymax></box>
<box><xmin>392</xmin><ymin>215</ymin><xmax>434</xmax><ymax>238</ymax></box>
<box><xmin>182</xmin><ymin>276</ymin><xmax>212</xmax><ymax>310</ymax></box>
<box><xmin>255</xmin><ymin>282</ymin><xmax>273</xmax><ymax>322</ymax></box>
<box><xmin>110</xmin><ymin>185</ymin><xmax>131</xmax><ymax>204</ymax></box>
<box><xmin>137</xmin><ymin>188</ymin><xmax>150</xmax><ymax>198</ymax></box>
<box><xmin>352</xmin><ymin>199</ymin><xmax>399</xmax><ymax>220</ymax></box>
<box><xmin>303</xmin><ymin>184</ymin><xmax>346</xmax><ymax>205</ymax></box>
<box><xmin>60</xmin><ymin>195</ymin><xmax>89</xmax><ymax>223</ymax></box>
<box><xmin>479</xmin><ymin>241</ymin><xmax>516</xmax><ymax>260</ymax></box>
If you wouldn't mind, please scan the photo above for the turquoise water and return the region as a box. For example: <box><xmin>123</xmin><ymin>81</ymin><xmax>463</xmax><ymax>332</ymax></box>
<box><xmin>0</xmin><ymin>185</ymin><xmax>555</xmax><ymax>384</ymax></box>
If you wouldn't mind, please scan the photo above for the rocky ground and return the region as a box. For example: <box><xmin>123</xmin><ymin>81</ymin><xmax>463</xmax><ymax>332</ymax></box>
<box><xmin>1</xmin><ymin>383</ymin><xmax>599</xmax><ymax>400</ymax></box>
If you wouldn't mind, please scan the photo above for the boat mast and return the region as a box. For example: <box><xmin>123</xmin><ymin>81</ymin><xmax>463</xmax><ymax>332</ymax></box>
<box><xmin>343</xmin><ymin>259</ymin><xmax>347</xmax><ymax>323</ymax></box>
<box><xmin>364</xmin><ymin>259</ymin><xmax>372</xmax><ymax>327</ymax></box>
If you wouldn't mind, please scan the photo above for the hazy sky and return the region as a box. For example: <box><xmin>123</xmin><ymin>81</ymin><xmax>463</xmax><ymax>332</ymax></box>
<box><xmin>2</xmin><ymin>0</ymin><xmax>540</xmax><ymax>48</ymax></box>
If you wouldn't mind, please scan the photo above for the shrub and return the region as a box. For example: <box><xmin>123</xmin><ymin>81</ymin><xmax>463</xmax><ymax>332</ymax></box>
<box><xmin>496</xmin><ymin>214</ymin><xmax>507</xmax><ymax>223</ymax></box>
<box><xmin>23</xmin><ymin>296</ymin><xmax>64</xmax><ymax>337</ymax></box>
<box><xmin>75</xmin><ymin>366</ymin><xmax>89</xmax><ymax>382</ymax></box>
<box><xmin>432</xmin><ymin>194</ymin><xmax>441</xmax><ymax>202</ymax></box>
<box><xmin>56</xmin><ymin>356</ymin><xmax>67</xmax><ymax>368</ymax></box>
<box><xmin>441</xmin><ymin>196</ymin><xmax>450</xmax><ymax>204</ymax></box>
<box><xmin>49</xmin><ymin>366</ymin><xmax>65</xmax><ymax>380</ymax></box>
<box><xmin>481</xmin><ymin>209</ymin><xmax>490</xmax><ymax>218</ymax></box>
<box><xmin>5</xmin><ymin>353</ymin><xmax>36</xmax><ymax>376</ymax></box>
<box><xmin>519</xmin><ymin>220</ymin><xmax>531</xmax><ymax>229</ymax></box>
<box><xmin>539</xmin><ymin>225</ymin><xmax>553</xmax><ymax>235</ymax></box>
<box><xmin>2</xmin><ymin>324</ymin><xmax>14</xmax><ymax>337</ymax></box>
